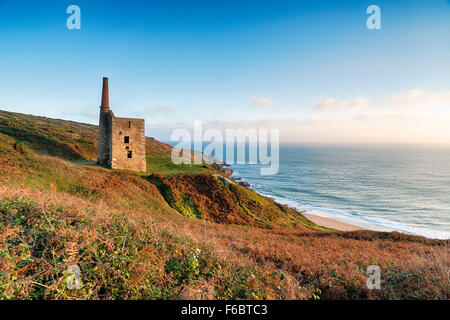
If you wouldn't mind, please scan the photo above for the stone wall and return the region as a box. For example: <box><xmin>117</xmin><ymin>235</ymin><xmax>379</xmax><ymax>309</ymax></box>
<box><xmin>110</xmin><ymin>117</ymin><xmax>146</xmax><ymax>172</ymax></box>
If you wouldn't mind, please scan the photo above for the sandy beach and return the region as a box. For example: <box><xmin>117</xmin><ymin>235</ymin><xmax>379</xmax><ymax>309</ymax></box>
<box><xmin>222</xmin><ymin>163</ymin><xmax>366</xmax><ymax>233</ymax></box>
<box><xmin>304</xmin><ymin>214</ymin><xmax>364</xmax><ymax>231</ymax></box>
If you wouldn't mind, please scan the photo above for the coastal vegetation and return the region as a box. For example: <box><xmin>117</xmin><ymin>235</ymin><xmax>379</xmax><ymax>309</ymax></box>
<box><xmin>0</xmin><ymin>109</ymin><xmax>448</xmax><ymax>300</ymax></box>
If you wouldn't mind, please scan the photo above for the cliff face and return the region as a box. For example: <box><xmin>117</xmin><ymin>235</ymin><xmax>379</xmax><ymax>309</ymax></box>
<box><xmin>0</xmin><ymin>109</ymin><xmax>448</xmax><ymax>300</ymax></box>
<box><xmin>149</xmin><ymin>173</ymin><xmax>322</xmax><ymax>229</ymax></box>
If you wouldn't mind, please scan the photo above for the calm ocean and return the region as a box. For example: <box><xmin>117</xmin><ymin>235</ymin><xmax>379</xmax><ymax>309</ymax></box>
<box><xmin>228</xmin><ymin>144</ymin><xmax>450</xmax><ymax>239</ymax></box>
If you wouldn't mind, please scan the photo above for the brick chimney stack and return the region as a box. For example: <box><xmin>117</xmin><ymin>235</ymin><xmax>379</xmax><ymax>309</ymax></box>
<box><xmin>101</xmin><ymin>77</ymin><xmax>109</xmax><ymax>109</ymax></box>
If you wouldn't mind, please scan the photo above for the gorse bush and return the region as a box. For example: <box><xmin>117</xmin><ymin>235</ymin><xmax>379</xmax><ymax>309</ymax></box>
<box><xmin>14</xmin><ymin>142</ymin><xmax>34</xmax><ymax>157</ymax></box>
<box><xmin>165</xmin><ymin>251</ymin><xmax>202</xmax><ymax>284</ymax></box>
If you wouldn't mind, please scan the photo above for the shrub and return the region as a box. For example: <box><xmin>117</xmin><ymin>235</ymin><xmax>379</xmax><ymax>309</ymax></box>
<box><xmin>14</xmin><ymin>142</ymin><xmax>34</xmax><ymax>157</ymax></box>
<box><xmin>165</xmin><ymin>251</ymin><xmax>201</xmax><ymax>284</ymax></box>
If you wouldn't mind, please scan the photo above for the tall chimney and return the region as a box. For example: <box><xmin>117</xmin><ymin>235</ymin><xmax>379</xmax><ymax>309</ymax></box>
<box><xmin>101</xmin><ymin>77</ymin><xmax>109</xmax><ymax>109</ymax></box>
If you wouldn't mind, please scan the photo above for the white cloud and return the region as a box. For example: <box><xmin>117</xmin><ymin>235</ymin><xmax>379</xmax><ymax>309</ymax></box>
<box><xmin>315</xmin><ymin>98</ymin><xmax>338</xmax><ymax>111</ymax></box>
<box><xmin>147</xmin><ymin>87</ymin><xmax>450</xmax><ymax>143</ymax></box>
<box><xmin>354</xmin><ymin>113</ymin><xmax>409</xmax><ymax>122</ymax></box>
<box><xmin>151</xmin><ymin>118</ymin><xmax>303</xmax><ymax>132</ymax></box>
<box><xmin>249</xmin><ymin>96</ymin><xmax>275</xmax><ymax>108</ymax></box>
<box><xmin>389</xmin><ymin>87</ymin><xmax>450</xmax><ymax>107</ymax></box>
<box><xmin>135</xmin><ymin>105</ymin><xmax>174</xmax><ymax>116</ymax></box>
<box><xmin>315</xmin><ymin>96</ymin><xmax>370</xmax><ymax>112</ymax></box>
<box><xmin>343</xmin><ymin>97</ymin><xmax>371</xmax><ymax>110</ymax></box>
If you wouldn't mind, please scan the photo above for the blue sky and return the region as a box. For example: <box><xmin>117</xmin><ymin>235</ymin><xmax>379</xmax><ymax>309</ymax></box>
<box><xmin>0</xmin><ymin>0</ymin><xmax>449</xmax><ymax>143</ymax></box>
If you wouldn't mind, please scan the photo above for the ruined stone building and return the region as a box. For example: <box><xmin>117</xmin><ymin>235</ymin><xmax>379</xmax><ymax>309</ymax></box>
<box><xmin>97</xmin><ymin>77</ymin><xmax>146</xmax><ymax>172</ymax></box>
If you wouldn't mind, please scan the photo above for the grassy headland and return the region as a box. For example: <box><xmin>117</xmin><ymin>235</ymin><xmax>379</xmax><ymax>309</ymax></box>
<box><xmin>0</xmin><ymin>109</ymin><xmax>448</xmax><ymax>300</ymax></box>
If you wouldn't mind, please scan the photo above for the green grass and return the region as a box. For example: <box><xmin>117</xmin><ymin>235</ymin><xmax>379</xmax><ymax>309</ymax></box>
<box><xmin>145</xmin><ymin>156</ymin><xmax>210</xmax><ymax>176</ymax></box>
<box><xmin>0</xmin><ymin>110</ymin><xmax>98</xmax><ymax>161</ymax></box>
<box><xmin>75</xmin><ymin>156</ymin><xmax>212</xmax><ymax>178</ymax></box>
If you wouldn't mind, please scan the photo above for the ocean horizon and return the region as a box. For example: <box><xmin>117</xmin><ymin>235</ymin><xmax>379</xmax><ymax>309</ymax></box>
<box><xmin>228</xmin><ymin>143</ymin><xmax>450</xmax><ymax>240</ymax></box>
<box><xmin>166</xmin><ymin>141</ymin><xmax>450</xmax><ymax>240</ymax></box>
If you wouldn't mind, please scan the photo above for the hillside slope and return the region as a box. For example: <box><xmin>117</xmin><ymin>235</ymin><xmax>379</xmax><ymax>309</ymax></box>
<box><xmin>0</xmin><ymin>109</ymin><xmax>448</xmax><ymax>300</ymax></box>
<box><xmin>0</xmin><ymin>110</ymin><xmax>319</xmax><ymax>229</ymax></box>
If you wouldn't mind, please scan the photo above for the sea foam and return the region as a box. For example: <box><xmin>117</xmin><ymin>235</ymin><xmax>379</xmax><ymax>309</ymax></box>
<box><xmin>260</xmin><ymin>193</ymin><xmax>450</xmax><ymax>240</ymax></box>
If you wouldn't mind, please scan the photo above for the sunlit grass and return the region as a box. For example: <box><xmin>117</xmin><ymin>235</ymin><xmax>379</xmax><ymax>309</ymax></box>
<box><xmin>145</xmin><ymin>156</ymin><xmax>210</xmax><ymax>176</ymax></box>
<box><xmin>0</xmin><ymin>109</ymin><xmax>448</xmax><ymax>300</ymax></box>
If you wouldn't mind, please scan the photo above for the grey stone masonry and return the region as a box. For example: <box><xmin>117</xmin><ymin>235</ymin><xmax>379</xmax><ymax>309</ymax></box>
<box><xmin>97</xmin><ymin>77</ymin><xmax>146</xmax><ymax>172</ymax></box>
<box><xmin>111</xmin><ymin>117</ymin><xmax>146</xmax><ymax>172</ymax></box>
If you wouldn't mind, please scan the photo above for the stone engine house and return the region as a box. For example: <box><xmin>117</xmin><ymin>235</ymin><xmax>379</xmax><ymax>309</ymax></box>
<box><xmin>97</xmin><ymin>77</ymin><xmax>146</xmax><ymax>172</ymax></box>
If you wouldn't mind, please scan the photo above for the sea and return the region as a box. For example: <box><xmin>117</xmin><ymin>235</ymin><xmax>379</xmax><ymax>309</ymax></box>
<box><xmin>167</xmin><ymin>142</ymin><xmax>450</xmax><ymax>240</ymax></box>
<box><xmin>228</xmin><ymin>144</ymin><xmax>450</xmax><ymax>240</ymax></box>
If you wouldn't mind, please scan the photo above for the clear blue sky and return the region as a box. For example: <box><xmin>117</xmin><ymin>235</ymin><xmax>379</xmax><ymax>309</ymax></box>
<box><xmin>1</xmin><ymin>0</ymin><xmax>449</xmax><ymax>142</ymax></box>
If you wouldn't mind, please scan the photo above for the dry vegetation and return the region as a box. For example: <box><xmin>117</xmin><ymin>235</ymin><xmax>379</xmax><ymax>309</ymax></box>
<box><xmin>0</xmin><ymin>110</ymin><xmax>448</xmax><ymax>300</ymax></box>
